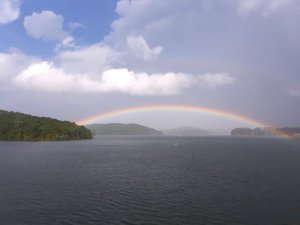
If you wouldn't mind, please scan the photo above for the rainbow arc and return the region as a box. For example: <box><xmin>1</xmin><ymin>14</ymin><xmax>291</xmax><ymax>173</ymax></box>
<box><xmin>76</xmin><ymin>104</ymin><xmax>290</xmax><ymax>139</ymax></box>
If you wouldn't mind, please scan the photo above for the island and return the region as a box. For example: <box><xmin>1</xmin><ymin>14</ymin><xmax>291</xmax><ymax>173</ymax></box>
<box><xmin>231</xmin><ymin>127</ymin><xmax>270</xmax><ymax>136</ymax></box>
<box><xmin>0</xmin><ymin>109</ymin><xmax>92</xmax><ymax>141</ymax></box>
<box><xmin>86</xmin><ymin>123</ymin><xmax>163</xmax><ymax>135</ymax></box>
<box><xmin>231</xmin><ymin>127</ymin><xmax>300</xmax><ymax>137</ymax></box>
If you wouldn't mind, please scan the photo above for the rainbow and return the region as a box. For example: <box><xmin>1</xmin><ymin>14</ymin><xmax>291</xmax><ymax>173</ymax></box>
<box><xmin>76</xmin><ymin>104</ymin><xmax>290</xmax><ymax>139</ymax></box>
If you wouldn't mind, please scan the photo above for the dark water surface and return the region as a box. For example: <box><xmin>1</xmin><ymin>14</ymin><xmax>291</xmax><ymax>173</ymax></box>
<box><xmin>0</xmin><ymin>136</ymin><xmax>300</xmax><ymax>225</ymax></box>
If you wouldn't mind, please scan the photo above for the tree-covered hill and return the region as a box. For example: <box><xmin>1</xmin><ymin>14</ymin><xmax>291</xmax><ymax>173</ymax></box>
<box><xmin>86</xmin><ymin>123</ymin><xmax>163</xmax><ymax>135</ymax></box>
<box><xmin>231</xmin><ymin>127</ymin><xmax>300</xmax><ymax>137</ymax></box>
<box><xmin>0</xmin><ymin>110</ymin><xmax>92</xmax><ymax>141</ymax></box>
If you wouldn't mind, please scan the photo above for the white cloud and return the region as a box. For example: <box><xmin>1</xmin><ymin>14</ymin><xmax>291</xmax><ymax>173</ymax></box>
<box><xmin>126</xmin><ymin>35</ymin><xmax>163</xmax><ymax>60</ymax></box>
<box><xmin>68</xmin><ymin>22</ymin><xmax>85</xmax><ymax>31</ymax></box>
<box><xmin>14</xmin><ymin>62</ymin><xmax>78</xmax><ymax>92</ymax></box>
<box><xmin>13</xmin><ymin>62</ymin><xmax>189</xmax><ymax>95</ymax></box>
<box><xmin>23</xmin><ymin>11</ymin><xmax>67</xmax><ymax>41</ymax></box>
<box><xmin>99</xmin><ymin>69</ymin><xmax>192</xmax><ymax>95</ymax></box>
<box><xmin>57</xmin><ymin>43</ymin><xmax>118</xmax><ymax>74</ymax></box>
<box><xmin>0</xmin><ymin>0</ymin><xmax>20</xmax><ymax>24</ymax></box>
<box><xmin>2</xmin><ymin>1</ymin><xmax>235</xmax><ymax>97</ymax></box>
<box><xmin>0</xmin><ymin>50</ymin><xmax>37</xmax><ymax>86</ymax></box>
<box><xmin>14</xmin><ymin>62</ymin><xmax>234</xmax><ymax>95</ymax></box>
<box><xmin>238</xmin><ymin>0</ymin><xmax>294</xmax><ymax>16</ymax></box>
<box><xmin>61</xmin><ymin>36</ymin><xmax>75</xmax><ymax>47</ymax></box>
<box><xmin>198</xmin><ymin>73</ymin><xmax>235</xmax><ymax>89</ymax></box>
<box><xmin>54</xmin><ymin>36</ymin><xmax>76</xmax><ymax>52</ymax></box>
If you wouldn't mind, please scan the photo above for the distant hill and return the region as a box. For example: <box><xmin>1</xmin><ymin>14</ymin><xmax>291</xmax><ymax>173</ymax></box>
<box><xmin>280</xmin><ymin>127</ymin><xmax>300</xmax><ymax>136</ymax></box>
<box><xmin>231</xmin><ymin>127</ymin><xmax>300</xmax><ymax>137</ymax></box>
<box><xmin>163</xmin><ymin>126</ymin><xmax>210</xmax><ymax>136</ymax></box>
<box><xmin>0</xmin><ymin>110</ymin><xmax>92</xmax><ymax>141</ymax></box>
<box><xmin>86</xmin><ymin>123</ymin><xmax>163</xmax><ymax>135</ymax></box>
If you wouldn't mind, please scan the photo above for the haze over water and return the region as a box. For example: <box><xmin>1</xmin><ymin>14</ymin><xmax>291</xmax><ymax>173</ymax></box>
<box><xmin>1</xmin><ymin>136</ymin><xmax>300</xmax><ymax>225</ymax></box>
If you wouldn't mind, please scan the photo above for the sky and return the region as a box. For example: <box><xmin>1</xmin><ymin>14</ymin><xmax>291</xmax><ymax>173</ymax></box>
<box><xmin>0</xmin><ymin>0</ymin><xmax>299</xmax><ymax>130</ymax></box>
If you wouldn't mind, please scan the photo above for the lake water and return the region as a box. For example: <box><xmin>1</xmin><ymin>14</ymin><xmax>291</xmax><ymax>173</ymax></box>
<box><xmin>0</xmin><ymin>136</ymin><xmax>300</xmax><ymax>225</ymax></box>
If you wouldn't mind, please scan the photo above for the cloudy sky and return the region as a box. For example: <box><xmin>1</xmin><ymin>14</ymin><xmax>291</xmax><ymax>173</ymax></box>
<box><xmin>0</xmin><ymin>0</ymin><xmax>299</xmax><ymax>130</ymax></box>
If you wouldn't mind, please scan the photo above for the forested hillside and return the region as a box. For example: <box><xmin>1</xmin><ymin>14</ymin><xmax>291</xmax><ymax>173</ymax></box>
<box><xmin>0</xmin><ymin>110</ymin><xmax>92</xmax><ymax>141</ymax></box>
<box><xmin>86</xmin><ymin>123</ymin><xmax>163</xmax><ymax>135</ymax></box>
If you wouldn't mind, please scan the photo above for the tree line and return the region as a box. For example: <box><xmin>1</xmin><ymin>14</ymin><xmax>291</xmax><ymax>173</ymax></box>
<box><xmin>0</xmin><ymin>110</ymin><xmax>92</xmax><ymax>141</ymax></box>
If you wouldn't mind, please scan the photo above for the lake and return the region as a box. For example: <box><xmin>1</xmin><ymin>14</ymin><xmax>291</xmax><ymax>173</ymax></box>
<box><xmin>0</xmin><ymin>136</ymin><xmax>300</xmax><ymax>225</ymax></box>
